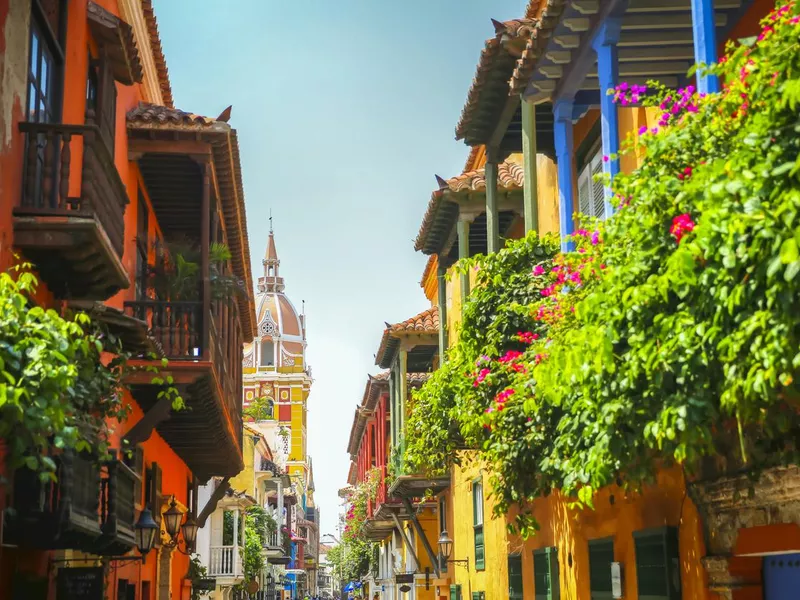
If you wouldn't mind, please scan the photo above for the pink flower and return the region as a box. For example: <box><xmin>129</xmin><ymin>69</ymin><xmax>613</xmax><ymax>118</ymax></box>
<box><xmin>638</xmin><ymin>125</ymin><xmax>648</xmax><ymax>135</ymax></box>
<box><xmin>511</xmin><ymin>363</ymin><xmax>528</xmax><ymax>374</ymax></box>
<box><xmin>670</xmin><ymin>213</ymin><xmax>696</xmax><ymax>243</ymax></box>
<box><xmin>499</xmin><ymin>350</ymin><xmax>523</xmax><ymax>364</ymax></box>
<box><xmin>568</xmin><ymin>271</ymin><xmax>582</xmax><ymax>285</ymax></box>
<box><xmin>473</xmin><ymin>368</ymin><xmax>491</xmax><ymax>387</ymax></box>
<box><xmin>517</xmin><ymin>331</ymin><xmax>539</xmax><ymax>344</ymax></box>
<box><xmin>591</xmin><ymin>231</ymin><xmax>600</xmax><ymax>246</ymax></box>
<box><xmin>541</xmin><ymin>285</ymin><xmax>556</xmax><ymax>297</ymax></box>
<box><xmin>495</xmin><ymin>388</ymin><xmax>515</xmax><ymax>404</ymax></box>
<box><xmin>532</xmin><ymin>265</ymin><xmax>546</xmax><ymax>276</ymax></box>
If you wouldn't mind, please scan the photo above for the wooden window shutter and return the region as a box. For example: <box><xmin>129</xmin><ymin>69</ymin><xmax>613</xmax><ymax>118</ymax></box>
<box><xmin>94</xmin><ymin>50</ymin><xmax>117</xmax><ymax>154</ymax></box>
<box><xmin>472</xmin><ymin>480</ymin><xmax>485</xmax><ymax>570</ymax></box>
<box><xmin>123</xmin><ymin>445</ymin><xmax>144</xmax><ymax>508</ymax></box>
<box><xmin>449</xmin><ymin>584</ymin><xmax>461</xmax><ymax>600</ymax></box>
<box><xmin>589</xmin><ymin>538</ymin><xmax>615</xmax><ymax>600</ymax></box>
<box><xmin>534</xmin><ymin>547</ymin><xmax>560</xmax><ymax>600</ymax></box>
<box><xmin>471</xmin><ymin>593</ymin><xmax>485</xmax><ymax>600</ymax></box>
<box><xmin>147</xmin><ymin>463</ymin><xmax>163</xmax><ymax>547</ymax></box>
<box><xmin>633</xmin><ymin>527</ymin><xmax>680</xmax><ymax>600</ymax></box>
<box><xmin>508</xmin><ymin>554</ymin><xmax>524</xmax><ymax>600</ymax></box>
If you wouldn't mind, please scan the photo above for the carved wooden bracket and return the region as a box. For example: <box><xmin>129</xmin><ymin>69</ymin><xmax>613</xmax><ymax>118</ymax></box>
<box><xmin>197</xmin><ymin>477</ymin><xmax>231</xmax><ymax>527</ymax></box>
<box><xmin>123</xmin><ymin>396</ymin><xmax>173</xmax><ymax>447</ymax></box>
<box><xmin>401</xmin><ymin>497</ymin><xmax>441</xmax><ymax>579</ymax></box>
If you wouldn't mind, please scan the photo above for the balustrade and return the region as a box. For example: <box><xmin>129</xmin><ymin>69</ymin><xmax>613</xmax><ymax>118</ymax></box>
<box><xmin>208</xmin><ymin>545</ymin><xmax>243</xmax><ymax>578</ymax></box>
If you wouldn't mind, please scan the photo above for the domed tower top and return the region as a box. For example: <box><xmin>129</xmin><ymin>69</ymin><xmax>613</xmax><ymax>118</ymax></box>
<box><xmin>244</xmin><ymin>224</ymin><xmax>307</xmax><ymax>371</ymax></box>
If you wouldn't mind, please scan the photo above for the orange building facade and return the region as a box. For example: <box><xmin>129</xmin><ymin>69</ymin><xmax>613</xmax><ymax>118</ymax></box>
<box><xmin>0</xmin><ymin>1</ymin><xmax>254</xmax><ymax>599</ymax></box>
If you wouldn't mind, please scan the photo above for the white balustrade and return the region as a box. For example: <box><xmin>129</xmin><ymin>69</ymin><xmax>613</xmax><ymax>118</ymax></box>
<box><xmin>208</xmin><ymin>545</ymin><xmax>243</xmax><ymax>578</ymax></box>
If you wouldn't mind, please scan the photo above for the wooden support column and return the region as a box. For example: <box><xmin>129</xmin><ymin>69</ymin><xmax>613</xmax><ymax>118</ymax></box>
<box><xmin>201</xmin><ymin>162</ymin><xmax>211</xmax><ymax>357</ymax></box>
<box><xmin>398</xmin><ymin>349</ymin><xmax>408</xmax><ymax>449</ymax></box>
<box><xmin>690</xmin><ymin>0</ymin><xmax>720</xmax><ymax>94</ymax></box>
<box><xmin>521</xmin><ymin>98</ymin><xmax>540</xmax><ymax>234</ymax></box>
<box><xmin>485</xmin><ymin>161</ymin><xmax>499</xmax><ymax>253</ymax></box>
<box><xmin>389</xmin><ymin>367</ymin><xmax>396</xmax><ymax>452</ymax></box>
<box><xmin>592</xmin><ymin>19</ymin><xmax>622</xmax><ymax>216</ymax></box>
<box><xmin>554</xmin><ymin>98</ymin><xmax>576</xmax><ymax>253</ymax></box>
<box><xmin>457</xmin><ymin>217</ymin><xmax>471</xmax><ymax>309</ymax></box>
<box><xmin>436</xmin><ymin>257</ymin><xmax>448</xmax><ymax>358</ymax></box>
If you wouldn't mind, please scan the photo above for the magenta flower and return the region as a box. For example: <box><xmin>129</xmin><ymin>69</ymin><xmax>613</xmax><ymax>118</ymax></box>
<box><xmin>670</xmin><ymin>213</ymin><xmax>696</xmax><ymax>243</ymax></box>
<box><xmin>499</xmin><ymin>350</ymin><xmax>523</xmax><ymax>364</ymax></box>
<box><xmin>591</xmin><ymin>231</ymin><xmax>600</xmax><ymax>245</ymax></box>
<box><xmin>532</xmin><ymin>265</ymin><xmax>546</xmax><ymax>276</ymax></box>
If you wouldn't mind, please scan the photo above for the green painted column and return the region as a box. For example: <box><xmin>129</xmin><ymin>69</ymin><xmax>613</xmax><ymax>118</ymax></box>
<box><xmin>398</xmin><ymin>349</ymin><xmax>408</xmax><ymax>473</ymax></box>
<box><xmin>436</xmin><ymin>257</ymin><xmax>448</xmax><ymax>359</ymax></box>
<box><xmin>521</xmin><ymin>98</ymin><xmax>540</xmax><ymax>234</ymax></box>
<box><xmin>457</xmin><ymin>218</ymin><xmax>470</xmax><ymax>312</ymax></box>
<box><xmin>485</xmin><ymin>161</ymin><xmax>499</xmax><ymax>253</ymax></box>
<box><xmin>388</xmin><ymin>366</ymin><xmax>396</xmax><ymax>452</ymax></box>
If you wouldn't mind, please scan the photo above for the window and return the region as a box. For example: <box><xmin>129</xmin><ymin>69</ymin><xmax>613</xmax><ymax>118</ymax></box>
<box><xmin>633</xmin><ymin>527</ymin><xmax>680</xmax><ymax>600</ymax></box>
<box><xmin>577</xmin><ymin>143</ymin><xmax>606</xmax><ymax>220</ymax></box>
<box><xmin>141</xmin><ymin>581</ymin><xmax>151</xmax><ymax>600</ymax></box>
<box><xmin>589</xmin><ymin>538</ymin><xmax>615</xmax><ymax>600</ymax></box>
<box><xmin>472</xmin><ymin>479</ymin><xmax>484</xmax><ymax>571</ymax></box>
<box><xmin>223</xmin><ymin>510</ymin><xmax>236</xmax><ymax>546</ymax></box>
<box><xmin>260</xmin><ymin>340</ymin><xmax>274</xmax><ymax>366</ymax></box>
<box><xmin>533</xmin><ymin>547</ymin><xmax>560</xmax><ymax>600</ymax></box>
<box><xmin>122</xmin><ymin>445</ymin><xmax>144</xmax><ymax>508</ymax></box>
<box><xmin>508</xmin><ymin>554</ymin><xmax>524</xmax><ymax>600</ymax></box>
<box><xmin>27</xmin><ymin>1</ymin><xmax>65</xmax><ymax>124</ymax></box>
<box><xmin>449</xmin><ymin>584</ymin><xmax>462</xmax><ymax>600</ymax></box>
<box><xmin>472</xmin><ymin>593</ymin><xmax>485</xmax><ymax>600</ymax></box>
<box><xmin>438</xmin><ymin>496</ymin><xmax>448</xmax><ymax>573</ymax></box>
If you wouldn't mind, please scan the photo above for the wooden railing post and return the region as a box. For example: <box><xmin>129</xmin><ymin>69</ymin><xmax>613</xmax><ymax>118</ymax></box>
<box><xmin>201</xmin><ymin>161</ymin><xmax>211</xmax><ymax>358</ymax></box>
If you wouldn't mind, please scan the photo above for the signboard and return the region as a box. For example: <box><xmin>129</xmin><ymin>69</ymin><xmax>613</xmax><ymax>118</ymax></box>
<box><xmin>611</xmin><ymin>562</ymin><xmax>623</xmax><ymax>599</ymax></box>
<box><xmin>395</xmin><ymin>573</ymin><xmax>415</xmax><ymax>584</ymax></box>
<box><xmin>56</xmin><ymin>567</ymin><xmax>104</xmax><ymax>600</ymax></box>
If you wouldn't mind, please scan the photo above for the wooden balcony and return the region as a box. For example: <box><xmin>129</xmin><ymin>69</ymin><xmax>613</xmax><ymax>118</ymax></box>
<box><xmin>4</xmin><ymin>452</ymin><xmax>138</xmax><ymax>555</ymax></box>
<box><xmin>208</xmin><ymin>544</ymin><xmax>244</xmax><ymax>579</ymax></box>
<box><xmin>14</xmin><ymin>122</ymin><xmax>129</xmax><ymax>300</ymax></box>
<box><xmin>97</xmin><ymin>460</ymin><xmax>139</xmax><ymax>555</ymax></box>
<box><xmin>6</xmin><ymin>452</ymin><xmax>102</xmax><ymax>551</ymax></box>
<box><xmin>124</xmin><ymin>297</ymin><xmax>244</xmax><ymax>480</ymax></box>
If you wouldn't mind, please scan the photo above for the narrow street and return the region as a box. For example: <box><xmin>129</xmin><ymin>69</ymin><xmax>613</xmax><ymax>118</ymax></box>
<box><xmin>0</xmin><ymin>1</ymin><xmax>799</xmax><ymax>600</ymax></box>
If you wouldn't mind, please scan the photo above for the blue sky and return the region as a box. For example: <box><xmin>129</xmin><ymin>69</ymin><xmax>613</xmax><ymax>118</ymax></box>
<box><xmin>156</xmin><ymin>0</ymin><xmax>528</xmax><ymax>536</ymax></box>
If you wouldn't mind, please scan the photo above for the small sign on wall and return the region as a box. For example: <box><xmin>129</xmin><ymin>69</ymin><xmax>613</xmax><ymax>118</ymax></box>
<box><xmin>611</xmin><ymin>562</ymin><xmax>623</xmax><ymax>599</ymax></box>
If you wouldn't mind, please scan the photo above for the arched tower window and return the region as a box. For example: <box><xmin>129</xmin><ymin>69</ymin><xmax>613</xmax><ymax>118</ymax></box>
<box><xmin>260</xmin><ymin>340</ymin><xmax>274</xmax><ymax>366</ymax></box>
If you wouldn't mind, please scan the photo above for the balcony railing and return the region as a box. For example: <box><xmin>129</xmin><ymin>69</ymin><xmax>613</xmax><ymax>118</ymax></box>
<box><xmin>18</xmin><ymin>122</ymin><xmax>126</xmax><ymax>254</ymax></box>
<box><xmin>208</xmin><ymin>545</ymin><xmax>243</xmax><ymax>578</ymax></box>
<box><xmin>14</xmin><ymin>122</ymin><xmax>129</xmax><ymax>299</ymax></box>
<box><xmin>124</xmin><ymin>297</ymin><xmax>244</xmax><ymax>455</ymax></box>
<box><xmin>98</xmin><ymin>460</ymin><xmax>138</xmax><ymax>555</ymax></box>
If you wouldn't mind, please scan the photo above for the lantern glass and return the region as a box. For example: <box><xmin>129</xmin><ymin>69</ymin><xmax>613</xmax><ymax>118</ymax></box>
<box><xmin>437</xmin><ymin>529</ymin><xmax>453</xmax><ymax>561</ymax></box>
<box><xmin>181</xmin><ymin>515</ymin><xmax>199</xmax><ymax>549</ymax></box>
<box><xmin>266</xmin><ymin>573</ymin><xmax>274</xmax><ymax>585</ymax></box>
<box><xmin>163</xmin><ymin>498</ymin><xmax>184</xmax><ymax>539</ymax></box>
<box><xmin>134</xmin><ymin>508</ymin><xmax>159</xmax><ymax>556</ymax></box>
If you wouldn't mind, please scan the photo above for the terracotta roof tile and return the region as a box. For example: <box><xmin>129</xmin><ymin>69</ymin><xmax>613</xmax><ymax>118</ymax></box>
<box><xmin>415</xmin><ymin>159</ymin><xmax>524</xmax><ymax>254</ymax></box>
<box><xmin>455</xmin><ymin>19</ymin><xmax>538</xmax><ymax>144</ymax></box>
<box><xmin>141</xmin><ymin>0</ymin><xmax>173</xmax><ymax>108</ymax></box>
<box><xmin>375</xmin><ymin>307</ymin><xmax>439</xmax><ymax>369</ymax></box>
<box><xmin>509</xmin><ymin>0</ymin><xmax>568</xmax><ymax>96</ymax></box>
<box><xmin>127</xmin><ymin>102</ymin><xmax>217</xmax><ymax>127</ymax></box>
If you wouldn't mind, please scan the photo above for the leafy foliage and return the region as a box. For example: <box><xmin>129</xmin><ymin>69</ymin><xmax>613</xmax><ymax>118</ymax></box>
<box><xmin>404</xmin><ymin>2</ymin><xmax>800</xmax><ymax>538</ymax></box>
<box><xmin>0</xmin><ymin>265</ymin><xmax>130</xmax><ymax>478</ymax></box>
<box><xmin>241</xmin><ymin>506</ymin><xmax>277</xmax><ymax>585</ymax></box>
<box><xmin>243</xmin><ymin>395</ymin><xmax>275</xmax><ymax>421</ymax></box>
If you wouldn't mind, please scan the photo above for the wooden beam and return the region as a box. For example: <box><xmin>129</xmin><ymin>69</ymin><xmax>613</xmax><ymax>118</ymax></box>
<box><xmin>553</xmin><ymin>0</ymin><xmax>629</xmax><ymax>102</ymax></box>
<box><xmin>691</xmin><ymin>0</ymin><xmax>721</xmax><ymax>93</ymax></box>
<box><xmin>436</xmin><ymin>258</ymin><xmax>448</xmax><ymax>358</ymax></box>
<box><xmin>485</xmin><ymin>162</ymin><xmax>499</xmax><ymax>254</ymax></box>
<box><xmin>197</xmin><ymin>477</ymin><xmax>231</xmax><ymax>527</ymax></box>
<box><xmin>628</xmin><ymin>0</ymin><xmax>740</xmax><ymax>12</ymax></box>
<box><xmin>201</xmin><ymin>162</ymin><xmax>211</xmax><ymax>358</ymax></box>
<box><xmin>457</xmin><ymin>218</ymin><xmax>470</xmax><ymax>308</ymax></box>
<box><xmin>402</xmin><ymin>497</ymin><xmax>442</xmax><ymax>579</ymax></box>
<box><xmin>618</xmin><ymin>46</ymin><xmax>695</xmax><ymax>61</ymax></box>
<box><xmin>390</xmin><ymin>512</ymin><xmax>421</xmax><ymax>573</ymax></box>
<box><xmin>123</xmin><ymin>395</ymin><xmax>173</xmax><ymax>446</ymax></box>
<box><xmin>488</xmin><ymin>95</ymin><xmax>520</xmax><ymax>150</ymax></box>
<box><xmin>127</xmin><ymin>138</ymin><xmax>212</xmax><ymax>159</ymax></box>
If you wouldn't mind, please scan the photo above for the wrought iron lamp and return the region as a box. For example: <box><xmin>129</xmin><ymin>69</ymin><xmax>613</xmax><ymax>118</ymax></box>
<box><xmin>163</xmin><ymin>496</ymin><xmax>199</xmax><ymax>555</ymax></box>
<box><xmin>437</xmin><ymin>529</ymin><xmax>469</xmax><ymax>571</ymax></box>
<box><xmin>134</xmin><ymin>508</ymin><xmax>159</xmax><ymax>558</ymax></box>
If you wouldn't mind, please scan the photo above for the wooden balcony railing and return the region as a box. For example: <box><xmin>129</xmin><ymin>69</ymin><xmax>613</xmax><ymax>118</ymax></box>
<box><xmin>98</xmin><ymin>460</ymin><xmax>138</xmax><ymax>554</ymax></box>
<box><xmin>124</xmin><ymin>296</ymin><xmax>244</xmax><ymax>461</ymax></box>
<box><xmin>18</xmin><ymin>121</ymin><xmax>126</xmax><ymax>257</ymax></box>
<box><xmin>208</xmin><ymin>545</ymin><xmax>243</xmax><ymax>578</ymax></box>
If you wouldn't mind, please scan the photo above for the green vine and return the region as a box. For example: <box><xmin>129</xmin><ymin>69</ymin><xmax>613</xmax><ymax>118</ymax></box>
<box><xmin>405</xmin><ymin>1</ymin><xmax>800</xmax><ymax>538</ymax></box>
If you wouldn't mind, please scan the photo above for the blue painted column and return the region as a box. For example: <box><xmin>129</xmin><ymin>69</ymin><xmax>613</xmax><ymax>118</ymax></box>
<box><xmin>554</xmin><ymin>98</ymin><xmax>575</xmax><ymax>253</ymax></box>
<box><xmin>691</xmin><ymin>0</ymin><xmax>720</xmax><ymax>94</ymax></box>
<box><xmin>592</xmin><ymin>19</ymin><xmax>622</xmax><ymax>217</ymax></box>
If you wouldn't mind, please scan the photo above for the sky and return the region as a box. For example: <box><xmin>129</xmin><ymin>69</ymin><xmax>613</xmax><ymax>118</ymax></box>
<box><xmin>156</xmin><ymin>0</ymin><xmax>529</xmax><ymax>537</ymax></box>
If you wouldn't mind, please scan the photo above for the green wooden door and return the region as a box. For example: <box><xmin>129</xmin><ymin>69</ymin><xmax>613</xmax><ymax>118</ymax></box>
<box><xmin>533</xmin><ymin>547</ymin><xmax>560</xmax><ymax>600</ymax></box>
<box><xmin>509</xmin><ymin>554</ymin><xmax>524</xmax><ymax>600</ymax></box>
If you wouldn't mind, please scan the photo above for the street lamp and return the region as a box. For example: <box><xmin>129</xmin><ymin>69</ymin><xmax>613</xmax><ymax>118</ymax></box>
<box><xmin>134</xmin><ymin>508</ymin><xmax>159</xmax><ymax>558</ymax></box>
<box><xmin>163</xmin><ymin>496</ymin><xmax>199</xmax><ymax>554</ymax></box>
<box><xmin>438</xmin><ymin>529</ymin><xmax>469</xmax><ymax>571</ymax></box>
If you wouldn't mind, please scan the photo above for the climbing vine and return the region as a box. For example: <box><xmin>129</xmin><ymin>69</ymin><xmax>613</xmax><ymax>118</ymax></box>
<box><xmin>405</xmin><ymin>1</ymin><xmax>800</xmax><ymax>538</ymax></box>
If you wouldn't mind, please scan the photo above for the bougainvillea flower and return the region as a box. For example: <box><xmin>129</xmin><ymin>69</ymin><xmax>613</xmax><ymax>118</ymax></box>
<box><xmin>499</xmin><ymin>350</ymin><xmax>523</xmax><ymax>363</ymax></box>
<box><xmin>591</xmin><ymin>231</ymin><xmax>600</xmax><ymax>246</ymax></box>
<box><xmin>517</xmin><ymin>331</ymin><xmax>539</xmax><ymax>344</ymax></box>
<box><xmin>533</xmin><ymin>265</ymin><xmax>546</xmax><ymax>276</ymax></box>
<box><xmin>511</xmin><ymin>363</ymin><xmax>528</xmax><ymax>374</ymax></box>
<box><xmin>670</xmin><ymin>213</ymin><xmax>696</xmax><ymax>243</ymax></box>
